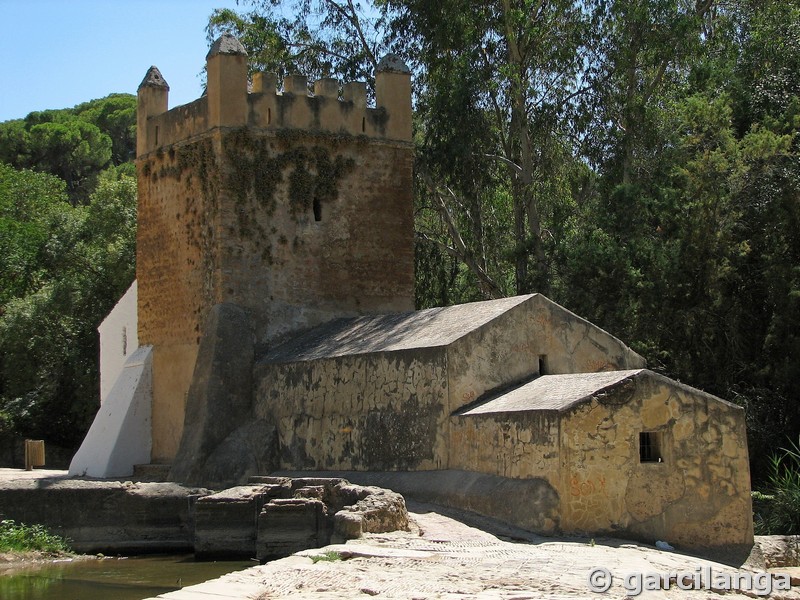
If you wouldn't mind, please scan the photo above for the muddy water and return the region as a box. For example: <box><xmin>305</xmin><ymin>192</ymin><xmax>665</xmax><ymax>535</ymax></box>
<box><xmin>0</xmin><ymin>554</ymin><xmax>253</xmax><ymax>600</ymax></box>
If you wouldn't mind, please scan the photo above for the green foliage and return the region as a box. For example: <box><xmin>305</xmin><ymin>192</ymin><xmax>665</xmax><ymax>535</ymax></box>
<box><xmin>392</xmin><ymin>0</ymin><xmax>591</xmax><ymax>296</ymax></box>
<box><xmin>0</xmin><ymin>95</ymin><xmax>135</xmax><ymax>203</ymax></box>
<box><xmin>753</xmin><ymin>438</ymin><xmax>800</xmax><ymax>535</ymax></box>
<box><xmin>0</xmin><ymin>162</ymin><xmax>136</xmax><ymax>448</ymax></box>
<box><xmin>207</xmin><ymin>1</ymin><xmax>800</xmax><ymax>475</ymax></box>
<box><xmin>0</xmin><ymin>164</ymin><xmax>69</xmax><ymax>306</ymax></box>
<box><xmin>310</xmin><ymin>550</ymin><xmax>343</xmax><ymax>563</ymax></box>
<box><xmin>0</xmin><ymin>519</ymin><xmax>72</xmax><ymax>555</ymax></box>
<box><xmin>207</xmin><ymin>1</ymin><xmax>386</xmax><ymax>87</ymax></box>
<box><xmin>74</xmin><ymin>94</ymin><xmax>137</xmax><ymax>165</ymax></box>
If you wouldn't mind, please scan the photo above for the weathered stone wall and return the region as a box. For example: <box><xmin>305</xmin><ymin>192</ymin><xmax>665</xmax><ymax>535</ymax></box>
<box><xmin>559</xmin><ymin>374</ymin><xmax>752</xmax><ymax>549</ymax></box>
<box><xmin>252</xmin><ymin>294</ymin><xmax>647</xmax><ymax>477</ymax></box>
<box><xmin>530</xmin><ymin>294</ymin><xmax>646</xmax><ymax>374</ymax></box>
<box><xmin>446</xmin><ymin>294</ymin><xmax>646</xmax><ymax>418</ymax></box>
<box><xmin>255</xmin><ymin>348</ymin><xmax>448</xmax><ymax>471</ymax></box>
<box><xmin>0</xmin><ymin>478</ymin><xmax>206</xmax><ymax>553</ymax></box>
<box><xmin>213</xmin><ymin>129</ymin><xmax>414</xmax><ymax>344</ymax></box>
<box><xmin>446</xmin><ymin>370</ymin><xmax>752</xmax><ymax>550</ymax></box>
<box><xmin>137</xmin><ymin>63</ymin><xmax>414</xmax><ymax>462</ymax></box>
<box><xmin>136</xmin><ymin>134</ymin><xmax>219</xmax><ymax>461</ymax></box>
<box><xmin>449</xmin><ymin>412</ymin><xmax>560</xmax><ymax>482</ymax></box>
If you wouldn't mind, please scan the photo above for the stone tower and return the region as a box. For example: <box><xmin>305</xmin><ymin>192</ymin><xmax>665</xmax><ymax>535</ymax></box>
<box><xmin>135</xmin><ymin>34</ymin><xmax>414</xmax><ymax>461</ymax></box>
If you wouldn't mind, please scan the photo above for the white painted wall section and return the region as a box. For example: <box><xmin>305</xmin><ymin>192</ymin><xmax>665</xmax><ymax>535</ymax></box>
<box><xmin>69</xmin><ymin>345</ymin><xmax>153</xmax><ymax>478</ymax></box>
<box><xmin>98</xmin><ymin>280</ymin><xmax>138</xmax><ymax>403</ymax></box>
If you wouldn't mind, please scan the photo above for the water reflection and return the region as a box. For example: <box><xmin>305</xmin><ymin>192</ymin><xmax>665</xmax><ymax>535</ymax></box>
<box><xmin>0</xmin><ymin>554</ymin><xmax>253</xmax><ymax>600</ymax></box>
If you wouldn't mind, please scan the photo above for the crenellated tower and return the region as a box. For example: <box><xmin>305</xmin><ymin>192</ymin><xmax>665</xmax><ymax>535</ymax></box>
<box><xmin>136</xmin><ymin>34</ymin><xmax>414</xmax><ymax>462</ymax></box>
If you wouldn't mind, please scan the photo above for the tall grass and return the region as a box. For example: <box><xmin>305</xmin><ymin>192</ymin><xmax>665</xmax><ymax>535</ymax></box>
<box><xmin>753</xmin><ymin>437</ymin><xmax>800</xmax><ymax>535</ymax></box>
<box><xmin>0</xmin><ymin>519</ymin><xmax>72</xmax><ymax>555</ymax></box>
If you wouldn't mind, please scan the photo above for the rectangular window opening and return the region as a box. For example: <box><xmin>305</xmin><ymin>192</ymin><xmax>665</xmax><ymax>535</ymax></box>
<box><xmin>639</xmin><ymin>431</ymin><xmax>663</xmax><ymax>463</ymax></box>
<box><xmin>538</xmin><ymin>354</ymin><xmax>547</xmax><ymax>376</ymax></box>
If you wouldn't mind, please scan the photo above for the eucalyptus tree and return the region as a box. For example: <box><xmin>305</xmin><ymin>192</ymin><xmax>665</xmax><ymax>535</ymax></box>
<box><xmin>388</xmin><ymin>0</ymin><xmax>594</xmax><ymax>298</ymax></box>
<box><xmin>206</xmin><ymin>0</ymin><xmax>387</xmax><ymax>86</ymax></box>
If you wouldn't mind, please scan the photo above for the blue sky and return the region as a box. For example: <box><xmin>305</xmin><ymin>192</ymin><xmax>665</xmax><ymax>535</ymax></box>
<box><xmin>0</xmin><ymin>0</ymin><xmax>245</xmax><ymax>122</ymax></box>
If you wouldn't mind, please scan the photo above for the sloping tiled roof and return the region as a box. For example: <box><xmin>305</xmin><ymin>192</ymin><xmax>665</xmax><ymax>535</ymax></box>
<box><xmin>459</xmin><ymin>370</ymin><xmax>646</xmax><ymax>415</ymax></box>
<box><xmin>264</xmin><ymin>295</ymin><xmax>534</xmax><ymax>363</ymax></box>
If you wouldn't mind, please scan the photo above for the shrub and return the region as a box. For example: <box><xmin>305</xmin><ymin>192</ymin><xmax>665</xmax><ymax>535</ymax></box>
<box><xmin>753</xmin><ymin>437</ymin><xmax>800</xmax><ymax>535</ymax></box>
<box><xmin>0</xmin><ymin>519</ymin><xmax>72</xmax><ymax>555</ymax></box>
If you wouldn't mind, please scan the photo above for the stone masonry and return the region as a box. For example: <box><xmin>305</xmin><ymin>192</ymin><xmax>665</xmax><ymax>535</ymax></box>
<box><xmin>135</xmin><ymin>35</ymin><xmax>414</xmax><ymax>461</ymax></box>
<box><xmin>71</xmin><ymin>33</ymin><xmax>754</xmax><ymax>553</ymax></box>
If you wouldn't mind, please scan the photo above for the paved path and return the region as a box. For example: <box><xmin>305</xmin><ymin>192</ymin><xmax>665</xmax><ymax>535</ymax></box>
<box><xmin>144</xmin><ymin>504</ymin><xmax>799</xmax><ymax>600</ymax></box>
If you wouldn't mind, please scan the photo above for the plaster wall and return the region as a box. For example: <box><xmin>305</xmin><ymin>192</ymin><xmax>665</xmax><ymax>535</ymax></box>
<box><xmin>68</xmin><ymin>345</ymin><xmax>153</xmax><ymax>478</ymax></box>
<box><xmin>446</xmin><ymin>294</ymin><xmax>646</xmax><ymax>416</ymax></box>
<box><xmin>448</xmin><ymin>412</ymin><xmax>561</xmax><ymax>533</ymax></box>
<box><xmin>448</xmin><ymin>412</ymin><xmax>560</xmax><ymax>482</ymax></box>
<box><xmin>446</xmin><ymin>372</ymin><xmax>751</xmax><ymax>550</ymax></box>
<box><xmin>98</xmin><ymin>280</ymin><xmax>138</xmax><ymax>403</ymax></box>
<box><xmin>255</xmin><ymin>348</ymin><xmax>448</xmax><ymax>471</ymax></box>
<box><xmin>530</xmin><ymin>295</ymin><xmax>646</xmax><ymax>373</ymax></box>
<box><xmin>151</xmin><ymin>344</ymin><xmax>199</xmax><ymax>461</ymax></box>
<box><xmin>559</xmin><ymin>375</ymin><xmax>753</xmax><ymax>548</ymax></box>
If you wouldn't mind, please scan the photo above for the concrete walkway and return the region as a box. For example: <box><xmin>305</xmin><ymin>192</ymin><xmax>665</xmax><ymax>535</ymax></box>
<box><xmin>142</xmin><ymin>503</ymin><xmax>798</xmax><ymax>600</ymax></box>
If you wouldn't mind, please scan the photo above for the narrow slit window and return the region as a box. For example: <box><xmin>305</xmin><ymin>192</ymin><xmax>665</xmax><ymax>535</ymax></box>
<box><xmin>268</xmin><ymin>107</ymin><xmax>272</xmax><ymax>125</ymax></box>
<box><xmin>122</xmin><ymin>326</ymin><xmax>128</xmax><ymax>357</ymax></box>
<box><xmin>154</xmin><ymin>126</ymin><xmax>159</xmax><ymax>145</ymax></box>
<box><xmin>313</xmin><ymin>198</ymin><xmax>322</xmax><ymax>222</ymax></box>
<box><xmin>538</xmin><ymin>354</ymin><xmax>547</xmax><ymax>375</ymax></box>
<box><xmin>362</xmin><ymin>117</ymin><xmax>366</xmax><ymax>132</ymax></box>
<box><xmin>639</xmin><ymin>431</ymin><xmax>663</xmax><ymax>463</ymax></box>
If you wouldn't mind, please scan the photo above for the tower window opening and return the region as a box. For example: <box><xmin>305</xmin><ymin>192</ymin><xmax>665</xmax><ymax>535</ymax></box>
<box><xmin>538</xmin><ymin>354</ymin><xmax>547</xmax><ymax>375</ymax></box>
<box><xmin>154</xmin><ymin>126</ymin><xmax>159</xmax><ymax>145</ymax></box>
<box><xmin>639</xmin><ymin>431</ymin><xmax>663</xmax><ymax>463</ymax></box>
<box><xmin>362</xmin><ymin>117</ymin><xmax>366</xmax><ymax>132</ymax></box>
<box><xmin>313</xmin><ymin>198</ymin><xmax>322</xmax><ymax>222</ymax></box>
<box><xmin>122</xmin><ymin>327</ymin><xmax>128</xmax><ymax>357</ymax></box>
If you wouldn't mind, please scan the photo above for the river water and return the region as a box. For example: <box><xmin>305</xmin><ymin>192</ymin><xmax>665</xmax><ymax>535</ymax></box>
<box><xmin>0</xmin><ymin>554</ymin><xmax>254</xmax><ymax>600</ymax></box>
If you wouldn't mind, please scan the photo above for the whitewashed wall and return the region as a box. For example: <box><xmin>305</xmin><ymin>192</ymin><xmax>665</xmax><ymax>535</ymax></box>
<box><xmin>98</xmin><ymin>280</ymin><xmax>138</xmax><ymax>403</ymax></box>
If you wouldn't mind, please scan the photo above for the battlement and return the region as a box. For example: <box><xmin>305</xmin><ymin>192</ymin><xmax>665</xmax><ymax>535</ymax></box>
<box><xmin>137</xmin><ymin>34</ymin><xmax>412</xmax><ymax>157</ymax></box>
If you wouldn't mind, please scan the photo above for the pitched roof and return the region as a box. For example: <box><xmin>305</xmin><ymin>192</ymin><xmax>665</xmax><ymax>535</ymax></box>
<box><xmin>263</xmin><ymin>295</ymin><xmax>534</xmax><ymax>363</ymax></box>
<box><xmin>459</xmin><ymin>370</ymin><xmax>646</xmax><ymax>415</ymax></box>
